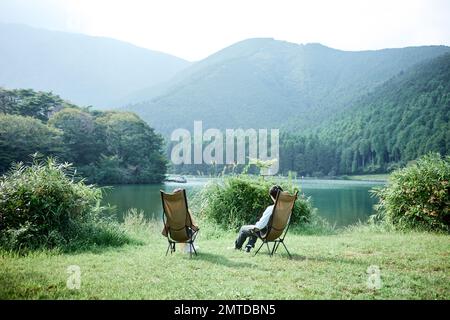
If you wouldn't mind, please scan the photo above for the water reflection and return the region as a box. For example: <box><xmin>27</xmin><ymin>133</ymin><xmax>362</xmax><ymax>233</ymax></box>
<box><xmin>101</xmin><ymin>178</ymin><xmax>384</xmax><ymax>227</ymax></box>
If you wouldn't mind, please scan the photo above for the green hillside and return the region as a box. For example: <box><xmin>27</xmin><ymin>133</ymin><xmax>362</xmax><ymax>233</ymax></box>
<box><xmin>124</xmin><ymin>38</ymin><xmax>449</xmax><ymax>134</ymax></box>
<box><xmin>279</xmin><ymin>53</ymin><xmax>450</xmax><ymax>176</ymax></box>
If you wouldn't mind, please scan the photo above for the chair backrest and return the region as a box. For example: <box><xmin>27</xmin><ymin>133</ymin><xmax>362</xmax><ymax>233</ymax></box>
<box><xmin>160</xmin><ymin>189</ymin><xmax>191</xmax><ymax>242</ymax></box>
<box><xmin>263</xmin><ymin>190</ymin><xmax>298</xmax><ymax>241</ymax></box>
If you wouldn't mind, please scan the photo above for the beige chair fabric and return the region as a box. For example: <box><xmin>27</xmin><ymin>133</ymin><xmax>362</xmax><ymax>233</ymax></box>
<box><xmin>255</xmin><ymin>190</ymin><xmax>298</xmax><ymax>258</ymax></box>
<box><xmin>263</xmin><ymin>191</ymin><xmax>297</xmax><ymax>241</ymax></box>
<box><xmin>160</xmin><ymin>189</ymin><xmax>199</xmax><ymax>257</ymax></box>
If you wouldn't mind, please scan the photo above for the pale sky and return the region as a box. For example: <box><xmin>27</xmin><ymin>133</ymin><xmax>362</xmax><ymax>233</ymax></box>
<box><xmin>1</xmin><ymin>0</ymin><xmax>449</xmax><ymax>61</ymax></box>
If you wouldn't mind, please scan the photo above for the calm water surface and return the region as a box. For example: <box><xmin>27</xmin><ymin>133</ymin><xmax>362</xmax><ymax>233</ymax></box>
<box><xmin>102</xmin><ymin>178</ymin><xmax>385</xmax><ymax>227</ymax></box>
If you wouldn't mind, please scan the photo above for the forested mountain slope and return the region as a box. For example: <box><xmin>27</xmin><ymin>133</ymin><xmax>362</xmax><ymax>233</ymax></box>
<box><xmin>279</xmin><ymin>53</ymin><xmax>450</xmax><ymax>175</ymax></box>
<box><xmin>125</xmin><ymin>38</ymin><xmax>449</xmax><ymax>134</ymax></box>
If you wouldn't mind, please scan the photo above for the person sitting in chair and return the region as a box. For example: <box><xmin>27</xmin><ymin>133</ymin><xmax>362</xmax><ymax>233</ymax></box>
<box><xmin>234</xmin><ymin>185</ymin><xmax>283</xmax><ymax>252</ymax></box>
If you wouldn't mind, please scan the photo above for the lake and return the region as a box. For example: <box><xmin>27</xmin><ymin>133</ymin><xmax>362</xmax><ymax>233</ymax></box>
<box><xmin>102</xmin><ymin>177</ymin><xmax>385</xmax><ymax>228</ymax></box>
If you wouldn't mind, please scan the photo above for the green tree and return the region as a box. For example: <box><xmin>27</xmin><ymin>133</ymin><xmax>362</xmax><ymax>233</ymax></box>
<box><xmin>48</xmin><ymin>108</ymin><xmax>104</xmax><ymax>165</ymax></box>
<box><xmin>0</xmin><ymin>88</ymin><xmax>73</xmax><ymax>122</ymax></box>
<box><xmin>0</xmin><ymin>114</ymin><xmax>65</xmax><ymax>172</ymax></box>
<box><xmin>95</xmin><ymin>112</ymin><xmax>167</xmax><ymax>183</ymax></box>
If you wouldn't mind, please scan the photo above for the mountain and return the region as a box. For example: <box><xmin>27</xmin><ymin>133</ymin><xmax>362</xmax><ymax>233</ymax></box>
<box><xmin>123</xmin><ymin>38</ymin><xmax>450</xmax><ymax>134</ymax></box>
<box><xmin>0</xmin><ymin>23</ymin><xmax>190</xmax><ymax>108</ymax></box>
<box><xmin>278</xmin><ymin>53</ymin><xmax>450</xmax><ymax>175</ymax></box>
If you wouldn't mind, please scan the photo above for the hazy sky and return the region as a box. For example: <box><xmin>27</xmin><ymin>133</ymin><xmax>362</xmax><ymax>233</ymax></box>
<box><xmin>1</xmin><ymin>0</ymin><xmax>449</xmax><ymax>61</ymax></box>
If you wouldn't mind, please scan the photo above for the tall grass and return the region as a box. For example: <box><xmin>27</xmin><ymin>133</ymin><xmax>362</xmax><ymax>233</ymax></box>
<box><xmin>0</xmin><ymin>156</ymin><xmax>131</xmax><ymax>252</ymax></box>
<box><xmin>122</xmin><ymin>208</ymin><xmax>160</xmax><ymax>244</ymax></box>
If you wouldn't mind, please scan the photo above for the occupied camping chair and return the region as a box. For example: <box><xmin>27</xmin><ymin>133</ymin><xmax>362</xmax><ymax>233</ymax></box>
<box><xmin>160</xmin><ymin>189</ymin><xmax>199</xmax><ymax>258</ymax></box>
<box><xmin>254</xmin><ymin>190</ymin><xmax>298</xmax><ymax>259</ymax></box>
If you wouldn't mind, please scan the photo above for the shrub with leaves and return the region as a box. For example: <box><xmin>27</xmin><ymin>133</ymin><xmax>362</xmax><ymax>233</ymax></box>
<box><xmin>371</xmin><ymin>153</ymin><xmax>450</xmax><ymax>232</ymax></box>
<box><xmin>197</xmin><ymin>174</ymin><xmax>312</xmax><ymax>230</ymax></box>
<box><xmin>0</xmin><ymin>156</ymin><xmax>129</xmax><ymax>250</ymax></box>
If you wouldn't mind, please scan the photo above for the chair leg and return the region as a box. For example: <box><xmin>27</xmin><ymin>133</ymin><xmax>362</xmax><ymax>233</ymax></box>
<box><xmin>280</xmin><ymin>241</ymin><xmax>292</xmax><ymax>259</ymax></box>
<box><xmin>254</xmin><ymin>241</ymin><xmax>264</xmax><ymax>256</ymax></box>
<box><xmin>273</xmin><ymin>240</ymin><xmax>282</xmax><ymax>254</ymax></box>
<box><xmin>191</xmin><ymin>241</ymin><xmax>198</xmax><ymax>256</ymax></box>
<box><xmin>166</xmin><ymin>241</ymin><xmax>175</xmax><ymax>256</ymax></box>
<box><xmin>165</xmin><ymin>242</ymin><xmax>171</xmax><ymax>256</ymax></box>
<box><xmin>266</xmin><ymin>242</ymin><xmax>272</xmax><ymax>256</ymax></box>
<box><xmin>270</xmin><ymin>241</ymin><xmax>278</xmax><ymax>256</ymax></box>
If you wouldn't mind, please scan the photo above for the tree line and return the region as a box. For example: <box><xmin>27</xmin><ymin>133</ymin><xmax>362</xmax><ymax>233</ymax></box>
<box><xmin>0</xmin><ymin>88</ymin><xmax>166</xmax><ymax>184</ymax></box>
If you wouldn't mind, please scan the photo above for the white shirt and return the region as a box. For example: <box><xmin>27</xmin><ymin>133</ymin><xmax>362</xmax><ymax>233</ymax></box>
<box><xmin>255</xmin><ymin>205</ymin><xmax>274</xmax><ymax>230</ymax></box>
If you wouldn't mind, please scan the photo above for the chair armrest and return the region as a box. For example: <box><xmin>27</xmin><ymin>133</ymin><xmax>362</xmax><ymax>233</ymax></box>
<box><xmin>251</xmin><ymin>227</ymin><xmax>260</xmax><ymax>234</ymax></box>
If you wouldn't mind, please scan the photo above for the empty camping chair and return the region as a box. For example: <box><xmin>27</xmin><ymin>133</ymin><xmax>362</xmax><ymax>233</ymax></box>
<box><xmin>160</xmin><ymin>189</ymin><xmax>199</xmax><ymax>257</ymax></box>
<box><xmin>254</xmin><ymin>190</ymin><xmax>298</xmax><ymax>259</ymax></box>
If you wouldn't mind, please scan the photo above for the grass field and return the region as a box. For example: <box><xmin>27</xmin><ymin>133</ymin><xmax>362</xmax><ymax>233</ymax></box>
<box><xmin>1</xmin><ymin>220</ymin><xmax>449</xmax><ymax>300</ymax></box>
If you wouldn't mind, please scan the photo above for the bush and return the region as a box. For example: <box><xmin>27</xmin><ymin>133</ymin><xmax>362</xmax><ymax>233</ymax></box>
<box><xmin>197</xmin><ymin>175</ymin><xmax>313</xmax><ymax>230</ymax></box>
<box><xmin>0</xmin><ymin>156</ymin><xmax>130</xmax><ymax>250</ymax></box>
<box><xmin>371</xmin><ymin>153</ymin><xmax>450</xmax><ymax>232</ymax></box>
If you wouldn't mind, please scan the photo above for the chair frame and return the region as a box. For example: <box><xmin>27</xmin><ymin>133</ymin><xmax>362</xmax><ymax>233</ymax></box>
<box><xmin>254</xmin><ymin>190</ymin><xmax>298</xmax><ymax>259</ymax></box>
<box><xmin>160</xmin><ymin>189</ymin><xmax>198</xmax><ymax>258</ymax></box>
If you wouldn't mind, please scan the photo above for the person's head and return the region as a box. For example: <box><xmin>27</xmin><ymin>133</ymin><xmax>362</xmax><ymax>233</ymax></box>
<box><xmin>269</xmin><ymin>185</ymin><xmax>283</xmax><ymax>202</ymax></box>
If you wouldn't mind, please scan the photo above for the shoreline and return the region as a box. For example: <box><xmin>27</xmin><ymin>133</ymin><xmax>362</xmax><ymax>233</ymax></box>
<box><xmin>167</xmin><ymin>174</ymin><xmax>389</xmax><ymax>183</ymax></box>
